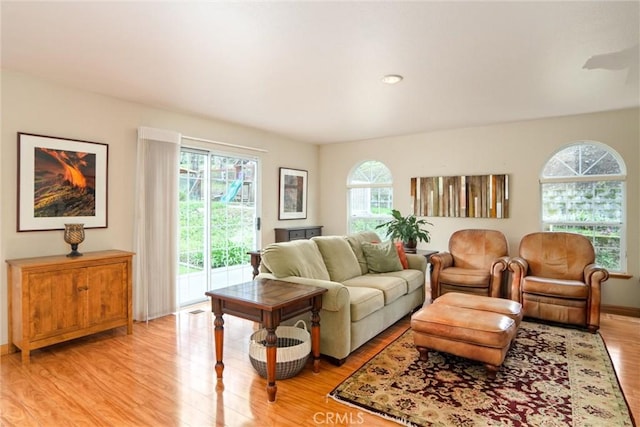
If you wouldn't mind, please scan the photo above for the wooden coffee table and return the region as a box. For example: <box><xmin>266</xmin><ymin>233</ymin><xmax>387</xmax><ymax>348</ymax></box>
<box><xmin>205</xmin><ymin>279</ymin><xmax>327</xmax><ymax>402</ymax></box>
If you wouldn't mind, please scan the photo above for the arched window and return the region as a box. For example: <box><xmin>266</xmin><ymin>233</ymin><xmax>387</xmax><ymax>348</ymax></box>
<box><xmin>540</xmin><ymin>141</ymin><xmax>626</xmax><ymax>272</ymax></box>
<box><xmin>347</xmin><ymin>160</ymin><xmax>393</xmax><ymax>233</ymax></box>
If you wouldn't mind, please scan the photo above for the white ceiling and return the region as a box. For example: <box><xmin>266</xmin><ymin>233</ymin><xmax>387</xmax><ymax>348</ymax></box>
<box><xmin>2</xmin><ymin>1</ymin><xmax>639</xmax><ymax>144</ymax></box>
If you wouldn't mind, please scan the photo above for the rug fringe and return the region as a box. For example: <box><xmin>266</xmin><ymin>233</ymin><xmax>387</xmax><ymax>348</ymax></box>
<box><xmin>327</xmin><ymin>392</ymin><xmax>419</xmax><ymax>427</ymax></box>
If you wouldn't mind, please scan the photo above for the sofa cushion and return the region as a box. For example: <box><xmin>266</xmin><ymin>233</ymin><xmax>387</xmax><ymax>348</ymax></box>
<box><xmin>261</xmin><ymin>240</ymin><xmax>330</xmax><ymax>281</ymax></box>
<box><xmin>343</xmin><ymin>274</ymin><xmax>407</xmax><ymax>305</ymax></box>
<box><xmin>522</xmin><ymin>276</ymin><xmax>589</xmax><ymax>299</ymax></box>
<box><xmin>440</xmin><ymin>267</ymin><xmax>490</xmax><ymax>288</ymax></box>
<box><xmin>346</xmin><ymin>231</ymin><xmax>382</xmax><ymax>275</ymax></box>
<box><xmin>347</xmin><ymin>286</ymin><xmax>385</xmax><ymax>322</ymax></box>
<box><xmin>381</xmin><ymin>269</ymin><xmax>425</xmax><ymax>294</ymax></box>
<box><xmin>311</xmin><ymin>236</ymin><xmax>362</xmax><ymax>282</ymax></box>
<box><xmin>361</xmin><ymin>241</ymin><xmax>403</xmax><ymax>273</ymax></box>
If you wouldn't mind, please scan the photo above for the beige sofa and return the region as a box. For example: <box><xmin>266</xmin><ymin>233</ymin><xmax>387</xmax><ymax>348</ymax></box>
<box><xmin>256</xmin><ymin>231</ymin><xmax>427</xmax><ymax>364</ymax></box>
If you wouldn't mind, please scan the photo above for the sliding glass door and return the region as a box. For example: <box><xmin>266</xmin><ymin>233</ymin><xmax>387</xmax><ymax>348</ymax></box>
<box><xmin>178</xmin><ymin>148</ymin><xmax>259</xmax><ymax>306</ymax></box>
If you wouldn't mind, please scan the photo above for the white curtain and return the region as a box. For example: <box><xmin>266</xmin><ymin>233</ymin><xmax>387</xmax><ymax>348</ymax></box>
<box><xmin>133</xmin><ymin>127</ymin><xmax>181</xmax><ymax>321</ymax></box>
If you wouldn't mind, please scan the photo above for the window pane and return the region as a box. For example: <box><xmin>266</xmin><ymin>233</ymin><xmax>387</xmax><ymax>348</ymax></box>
<box><xmin>350</xmin><ymin>160</ymin><xmax>392</xmax><ymax>184</ymax></box>
<box><xmin>179</xmin><ymin>151</ymin><xmax>206</xmax><ymax>275</ymax></box>
<box><xmin>349</xmin><ymin>217</ymin><xmax>387</xmax><ymax>233</ymax></box>
<box><xmin>543</xmin><ymin>224</ymin><xmax>621</xmax><ymax>271</ymax></box>
<box><xmin>348</xmin><ymin>161</ymin><xmax>393</xmax><ymax>234</ymax></box>
<box><xmin>542</xmin><ymin>181</ymin><xmax>623</xmax><ymax>223</ymax></box>
<box><xmin>583</xmin><ymin>151</ymin><xmax>621</xmax><ymax>175</ymax></box>
<box><xmin>371</xmin><ymin>188</ymin><xmax>393</xmax><ymax>214</ymax></box>
<box><xmin>349</xmin><ymin>188</ymin><xmax>393</xmax><ymax>216</ymax></box>
<box><xmin>542</xmin><ymin>143</ymin><xmax>622</xmax><ymax>178</ymax></box>
<box><xmin>542</xmin><ymin>154</ymin><xmax>578</xmax><ymax>177</ymax></box>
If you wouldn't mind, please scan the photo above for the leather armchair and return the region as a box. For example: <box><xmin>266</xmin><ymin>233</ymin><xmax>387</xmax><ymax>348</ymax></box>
<box><xmin>430</xmin><ymin>229</ymin><xmax>509</xmax><ymax>301</ymax></box>
<box><xmin>509</xmin><ymin>232</ymin><xmax>609</xmax><ymax>333</ymax></box>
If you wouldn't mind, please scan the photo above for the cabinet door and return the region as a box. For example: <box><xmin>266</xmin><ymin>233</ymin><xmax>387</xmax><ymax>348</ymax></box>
<box><xmin>28</xmin><ymin>269</ymin><xmax>85</xmax><ymax>340</ymax></box>
<box><xmin>86</xmin><ymin>262</ymin><xmax>129</xmax><ymax>327</ymax></box>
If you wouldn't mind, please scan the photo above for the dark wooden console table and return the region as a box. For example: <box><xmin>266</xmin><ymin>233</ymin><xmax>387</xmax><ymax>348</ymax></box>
<box><xmin>417</xmin><ymin>249</ymin><xmax>439</xmax><ymax>273</ymax></box>
<box><xmin>275</xmin><ymin>225</ymin><xmax>323</xmax><ymax>242</ymax></box>
<box><xmin>416</xmin><ymin>249</ymin><xmax>438</xmax><ymax>262</ymax></box>
<box><xmin>205</xmin><ymin>279</ymin><xmax>327</xmax><ymax>402</ymax></box>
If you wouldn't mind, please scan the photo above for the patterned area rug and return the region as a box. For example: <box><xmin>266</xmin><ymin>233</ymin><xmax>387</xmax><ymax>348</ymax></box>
<box><xmin>330</xmin><ymin>321</ymin><xmax>634</xmax><ymax>427</ymax></box>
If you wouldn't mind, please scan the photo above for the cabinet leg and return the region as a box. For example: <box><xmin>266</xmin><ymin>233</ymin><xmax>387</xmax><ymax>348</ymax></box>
<box><xmin>21</xmin><ymin>348</ymin><xmax>30</xmax><ymax>364</ymax></box>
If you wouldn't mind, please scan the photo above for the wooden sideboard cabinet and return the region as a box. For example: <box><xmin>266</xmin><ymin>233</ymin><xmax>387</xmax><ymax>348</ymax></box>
<box><xmin>274</xmin><ymin>226</ymin><xmax>323</xmax><ymax>242</ymax></box>
<box><xmin>6</xmin><ymin>250</ymin><xmax>134</xmax><ymax>363</ymax></box>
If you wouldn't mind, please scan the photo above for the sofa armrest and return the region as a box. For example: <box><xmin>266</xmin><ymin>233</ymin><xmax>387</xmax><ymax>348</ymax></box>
<box><xmin>256</xmin><ymin>273</ymin><xmax>349</xmax><ymax>312</ymax></box>
<box><xmin>492</xmin><ymin>256</ymin><xmax>510</xmax><ymax>271</ymax></box>
<box><xmin>583</xmin><ymin>264</ymin><xmax>609</xmax><ymax>332</ymax></box>
<box><xmin>507</xmin><ymin>256</ymin><xmax>528</xmax><ymax>303</ymax></box>
<box><xmin>429</xmin><ymin>252</ymin><xmax>453</xmax><ymax>300</ymax></box>
<box><xmin>489</xmin><ymin>256</ymin><xmax>510</xmax><ymax>298</ymax></box>
<box><xmin>430</xmin><ymin>252</ymin><xmax>453</xmax><ymax>270</ymax></box>
<box><xmin>584</xmin><ymin>263</ymin><xmax>609</xmax><ymax>287</ymax></box>
<box><xmin>405</xmin><ymin>253</ymin><xmax>427</xmax><ymax>274</ymax></box>
<box><xmin>256</xmin><ymin>272</ymin><xmax>352</xmax><ymax>360</ymax></box>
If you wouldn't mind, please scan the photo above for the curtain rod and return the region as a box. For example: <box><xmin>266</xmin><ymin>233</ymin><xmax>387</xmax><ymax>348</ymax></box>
<box><xmin>182</xmin><ymin>135</ymin><xmax>268</xmax><ymax>153</ymax></box>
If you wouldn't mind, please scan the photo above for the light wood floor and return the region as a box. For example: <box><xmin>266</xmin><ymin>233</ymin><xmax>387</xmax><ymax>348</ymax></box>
<box><xmin>1</xmin><ymin>308</ymin><xmax>638</xmax><ymax>426</ymax></box>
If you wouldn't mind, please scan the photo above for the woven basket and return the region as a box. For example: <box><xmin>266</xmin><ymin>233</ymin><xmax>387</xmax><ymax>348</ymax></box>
<box><xmin>249</xmin><ymin>320</ymin><xmax>311</xmax><ymax>380</ymax></box>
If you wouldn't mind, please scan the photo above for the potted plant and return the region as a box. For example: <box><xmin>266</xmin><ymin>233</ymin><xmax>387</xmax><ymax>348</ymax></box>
<box><xmin>376</xmin><ymin>209</ymin><xmax>432</xmax><ymax>252</ymax></box>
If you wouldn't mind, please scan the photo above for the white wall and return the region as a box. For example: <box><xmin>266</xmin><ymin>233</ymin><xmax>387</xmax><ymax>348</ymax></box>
<box><xmin>0</xmin><ymin>71</ymin><xmax>320</xmax><ymax>346</ymax></box>
<box><xmin>319</xmin><ymin>108</ymin><xmax>640</xmax><ymax>309</ymax></box>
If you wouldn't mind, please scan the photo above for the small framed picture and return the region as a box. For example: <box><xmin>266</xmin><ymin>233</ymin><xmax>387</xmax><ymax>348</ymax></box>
<box><xmin>278</xmin><ymin>167</ymin><xmax>307</xmax><ymax>220</ymax></box>
<box><xmin>17</xmin><ymin>133</ymin><xmax>108</xmax><ymax>231</ymax></box>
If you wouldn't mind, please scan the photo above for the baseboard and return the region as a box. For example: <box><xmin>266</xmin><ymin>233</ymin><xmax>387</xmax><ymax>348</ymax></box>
<box><xmin>601</xmin><ymin>304</ymin><xmax>640</xmax><ymax>318</ymax></box>
<box><xmin>0</xmin><ymin>343</ymin><xmax>12</xmax><ymax>356</ymax></box>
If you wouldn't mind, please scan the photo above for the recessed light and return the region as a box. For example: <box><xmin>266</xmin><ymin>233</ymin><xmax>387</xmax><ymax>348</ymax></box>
<box><xmin>381</xmin><ymin>74</ymin><xmax>403</xmax><ymax>84</ymax></box>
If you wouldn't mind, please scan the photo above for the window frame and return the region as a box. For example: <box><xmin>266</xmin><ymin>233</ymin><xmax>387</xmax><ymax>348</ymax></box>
<box><xmin>539</xmin><ymin>141</ymin><xmax>627</xmax><ymax>273</ymax></box>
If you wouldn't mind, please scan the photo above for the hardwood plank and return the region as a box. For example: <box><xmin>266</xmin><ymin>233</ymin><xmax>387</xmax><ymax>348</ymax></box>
<box><xmin>1</xmin><ymin>306</ymin><xmax>637</xmax><ymax>426</ymax></box>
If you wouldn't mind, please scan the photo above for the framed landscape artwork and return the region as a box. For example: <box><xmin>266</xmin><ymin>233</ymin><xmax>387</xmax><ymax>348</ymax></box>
<box><xmin>278</xmin><ymin>167</ymin><xmax>307</xmax><ymax>220</ymax></box>
<box><xmin>18</xmin><ymin>133</ymin><xmax>108</xmax><ymax>231</ymax></box>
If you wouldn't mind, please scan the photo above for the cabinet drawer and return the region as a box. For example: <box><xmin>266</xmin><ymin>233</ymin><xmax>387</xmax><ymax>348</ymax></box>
<box><xmin>289</xmin><ymin>230</ymin><xmax>306</xmax><ymax>240</ymax></box>
<box><xmin>305</xmin><ymin>228</ymin><xmax>321</xmax><ymax>238</ymax></box>
<box><xmin>274</xmin><ymin>226</ymin><xmax>323</xmax><ymax>242</ymax></box>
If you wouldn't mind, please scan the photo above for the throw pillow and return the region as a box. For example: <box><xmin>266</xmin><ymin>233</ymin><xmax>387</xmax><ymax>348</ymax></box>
<box><xmin>361</xmin><ymin>241</ymin><xmax>403</xmax><ymax>273</ymax></box>
<box><xmin>346</xmin><ymin>231</ymin><xmax>383</xmax><ymax>275</ymax></box>
<box><xmin>395</xmin><ymin>242</ymin><xmax>409</xmax><ymax>269</ymax></box>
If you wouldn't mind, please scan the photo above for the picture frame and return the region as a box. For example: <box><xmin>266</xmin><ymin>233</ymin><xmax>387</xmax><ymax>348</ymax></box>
<box><xmin>278</xmin><ymin>167</ymin><xmax>308</xmax><ymax>220</ymax></box>
<box><xmin>17</xmin><ymin>133</ymin><xmax>108</xmax><ymax>231</ymax></box>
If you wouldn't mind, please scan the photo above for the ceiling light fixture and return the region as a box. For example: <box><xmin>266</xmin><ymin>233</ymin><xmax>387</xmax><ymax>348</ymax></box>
<box><xmin>381</xmin><ymin>74</ymin><xmax>403</xmax><ymax>84</ymax></box>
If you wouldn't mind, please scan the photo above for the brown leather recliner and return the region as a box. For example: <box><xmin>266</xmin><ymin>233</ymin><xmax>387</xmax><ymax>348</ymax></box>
<box><xmin>509</xmin><ymin>232</ymin><xmax>609</xmax><ymax>333</ymax></box>
<box><xmin>430</xmin><ymin>229</ymin><xmax>509</xmax><ymax>301</ymax></box>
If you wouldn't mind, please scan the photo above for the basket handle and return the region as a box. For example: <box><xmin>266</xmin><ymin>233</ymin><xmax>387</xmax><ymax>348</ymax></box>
<box><xmin>294</xmin><ymin>319</ymin><xmax>308</xmax><ymax>331</ymax></box>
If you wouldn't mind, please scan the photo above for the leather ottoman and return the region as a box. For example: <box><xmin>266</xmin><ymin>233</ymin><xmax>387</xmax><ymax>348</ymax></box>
<box><xmin>434</xmin><ymin>292</ymin><xmax>523</xmax><ymax>326</ymax></box>
<box><xmin>411</xmin><ymin>295</ymin><xmax>521</xmax><ymax>379</ymax></box>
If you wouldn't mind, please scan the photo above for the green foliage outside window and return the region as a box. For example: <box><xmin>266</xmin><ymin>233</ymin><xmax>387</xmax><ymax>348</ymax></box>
<box><xmin>178</xmin><ymin>199</ymin><xmax>254</xmax><ymax>271</ymax></box>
